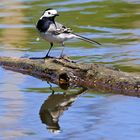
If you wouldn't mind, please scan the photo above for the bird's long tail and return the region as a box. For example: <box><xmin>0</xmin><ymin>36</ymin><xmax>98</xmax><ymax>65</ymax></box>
<box><xmin>72</xmin><ymin>33</ymin><xmax>101</xmax><ymax>45</ymax></box>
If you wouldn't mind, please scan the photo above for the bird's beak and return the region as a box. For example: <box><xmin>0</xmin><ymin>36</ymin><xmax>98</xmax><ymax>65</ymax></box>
<box><xmin>55</xmin><ymin>14</ymin><xmax>59</xmax><ymax>16</ymax></box>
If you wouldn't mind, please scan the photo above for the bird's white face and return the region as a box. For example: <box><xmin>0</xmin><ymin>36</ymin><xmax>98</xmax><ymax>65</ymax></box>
<box><xmin>40</xmin><ymin>9</ymin><xmax>59</xmax><ymax>19</ymax></box>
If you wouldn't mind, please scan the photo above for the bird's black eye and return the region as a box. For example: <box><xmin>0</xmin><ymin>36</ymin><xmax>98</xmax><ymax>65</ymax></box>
<box><xmin>48</xmin><ymin>12</ymin><xmax>51</xmax><ymax>14</ymax></box>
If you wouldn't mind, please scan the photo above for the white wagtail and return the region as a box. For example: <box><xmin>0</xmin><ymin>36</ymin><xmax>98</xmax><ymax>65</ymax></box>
<box><xmin>35</xmin><ymin>8</ymin><xmax>101</xmax><ymax>58</ymax></box>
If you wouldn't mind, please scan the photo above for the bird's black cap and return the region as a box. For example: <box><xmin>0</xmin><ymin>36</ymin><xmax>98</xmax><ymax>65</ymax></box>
<box><xmin>45</xmin><ymin>8</ymin><xmax>53</xmax><ymax>11</ymax></box>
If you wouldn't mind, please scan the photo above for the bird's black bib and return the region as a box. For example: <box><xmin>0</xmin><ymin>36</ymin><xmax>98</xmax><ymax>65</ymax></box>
<box><xmin>36</xmin><ymin>17</ymin><xmax>52</xmax><ymax>33</ymax></box>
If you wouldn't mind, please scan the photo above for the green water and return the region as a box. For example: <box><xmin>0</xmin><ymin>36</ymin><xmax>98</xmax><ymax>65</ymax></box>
<box><xmin>0</xmin><ymin>0</ymin><xmax>140</xmax><ymax>140</ymax></box>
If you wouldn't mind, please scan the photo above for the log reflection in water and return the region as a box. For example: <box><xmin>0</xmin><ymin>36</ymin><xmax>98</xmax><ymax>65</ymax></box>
<box><xmin>39</xmin><ymin>88</ymin><xmax>86</xmax><ymax>133</ymax></box>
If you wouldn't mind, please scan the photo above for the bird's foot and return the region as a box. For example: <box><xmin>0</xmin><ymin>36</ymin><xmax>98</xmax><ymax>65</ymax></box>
<box><xmin>30</xmin><ymin>55</ymin><xmax>54</xmax><ymax>60</ymax></box>
<box><xmin>59</xmin><ymin>54</ymin><xmax>65</xmax><ymax>59</ymax></box>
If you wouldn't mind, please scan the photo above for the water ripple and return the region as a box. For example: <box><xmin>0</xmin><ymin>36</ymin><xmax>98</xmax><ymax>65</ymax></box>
<box><xmin>0</xmin><ymin>24</ymin><xmax>34</xmax><ymax>29</ymax></box>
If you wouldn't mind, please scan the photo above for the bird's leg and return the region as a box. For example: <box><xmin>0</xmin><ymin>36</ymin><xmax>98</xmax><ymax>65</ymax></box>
<box><xmin>45</xmin><ymin>42</ymin><xmax>53</xmax><ymax>58</ymax></box>
<box><xmin>30</xmin><ymin>43</ymin><xmax>53</xmax><ymax>60</ymax></box>
<box><xmin>59</xmin><ymin>43</ymin><xmax>65</xmax><ymax>58</ymax></box>
<box><xmin>59</xmin><ymin>43</ymin><xmax>75</xmax><ymax>62</ymax></box>
<box><xmin>59</xmin><ymin>43</ymin><xmax>73</xmax><ymax>62</ymax></box>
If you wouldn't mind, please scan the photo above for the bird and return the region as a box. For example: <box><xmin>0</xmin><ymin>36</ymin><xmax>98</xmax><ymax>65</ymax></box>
<box><xmin>35</xmin><ymin>8</ymin><xmax>101</xmax><ymax>59</ymax></box>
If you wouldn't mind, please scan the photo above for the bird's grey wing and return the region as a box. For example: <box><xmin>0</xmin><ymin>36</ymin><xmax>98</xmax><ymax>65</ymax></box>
<box><xmin>53</xmin><ymin>22</ymin><xmax>73</xmax><ymax>35</ymax></box>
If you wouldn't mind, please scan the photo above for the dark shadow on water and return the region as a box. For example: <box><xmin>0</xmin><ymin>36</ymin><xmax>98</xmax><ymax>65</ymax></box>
<box><xmin>39</xmin><ymin>87</ymin><xmax>87</xmax><ymax>133</ymax></box>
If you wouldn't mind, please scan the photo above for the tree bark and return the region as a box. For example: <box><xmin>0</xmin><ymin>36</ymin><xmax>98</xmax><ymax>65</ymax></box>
<box><xmin>0</xmin><ymin>56</ymin><xmax>140</xmax><ymax>96</ymax></box>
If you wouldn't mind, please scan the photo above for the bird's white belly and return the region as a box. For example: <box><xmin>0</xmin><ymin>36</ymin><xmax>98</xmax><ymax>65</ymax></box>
<box><xmin>40</xmin><ymin>32</ymin><xmax>74</xmax><ymax>44</ymax></box>
<box><xmin>40</xmin><ymin>33</ymin><xmax>62</xmax><ymax>43</ymax></box>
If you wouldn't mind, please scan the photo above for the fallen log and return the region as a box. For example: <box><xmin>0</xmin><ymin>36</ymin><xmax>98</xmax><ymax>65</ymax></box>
<box><xmin>0</xmin><ymin>56</ymin><xmax>140</xmax><ymax>96</ymax></box>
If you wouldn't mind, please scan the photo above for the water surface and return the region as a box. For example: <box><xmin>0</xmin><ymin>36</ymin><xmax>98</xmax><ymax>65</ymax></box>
<box><xmin>0</xmin><ymin>0</ymin><xmax>140</xmax><ymax>140</ymax></box>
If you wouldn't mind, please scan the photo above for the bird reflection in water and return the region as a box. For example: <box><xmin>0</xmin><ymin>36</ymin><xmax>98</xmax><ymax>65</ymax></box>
<box><xmin>39</xmin><ymin>87</ymin><xmax>86</xmax><ymax>133</ymax></box>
